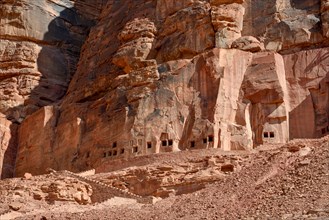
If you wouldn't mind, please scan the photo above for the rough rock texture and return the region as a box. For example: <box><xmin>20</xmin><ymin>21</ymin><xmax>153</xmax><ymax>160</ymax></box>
<box><xmin>231</xmin><ymin>36</ymin><xmax>264</xmax><ymax>52</ymax></box>
<box><xmin>1</xmin><ymin>137</ymin><xmax>328</xmax><ymax>219</ymax></box>
<box><xmin>0</xmin><ymin>173</ymin><xmax>93</xmax><ymax>214</ymax></box>
<box><xmin>322</xmin><ymin>0</ymin><xmax>329</xmax><ymax>37</ymax></box>
<box><xmin>211</xmin><ymin>1</ymin><xmax>245</xmax><ymax>48</ymax></box>
<box><xmin>243</xmin><ymin>0</ymin><xmax>325</xmax><ymax>51</ymax></box>
<box><xmin>7</xmin><ymin>0</ymin><xmax>329</xmax><ymax>176</ymax></box>
<box><xmin>285</xmin><ymin>48</ymin><xmax>329</xmax><ymax>139</ymax></box>
<box><xmin>92</xmin><ymin>153</ymin><xmax>243</xmax><ymax>197</ymax></box>
<box><xmin>0</xmin><ymin>0</ymin><xmax>107</xmax><ymax>177</ymax></box>
<box><xmin>0</xmin><ymin>113</ymin><xmax>17</xmax><ymax>179</ymax></box>
<box><xmin>0</xmin><ymin>0</ymin><xmax>104</xmax><ymax>120</ymax></box>
<box><xmin>0</xmin><ymin>0</ymin><xmax>328</xmax><ymax>177</ymax></box>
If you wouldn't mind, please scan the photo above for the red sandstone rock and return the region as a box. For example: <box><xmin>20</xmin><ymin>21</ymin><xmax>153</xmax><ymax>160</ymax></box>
<box><xmin>211</xmin><ymin>2</ymin><xmax>245</xmax><ymax>48</ymax></box>
<box><xmin>231</xmin><ymin>36</ymin><xmax>264</xmax><ymax>52</ymax></box>
<box><xmin>0</xmin><ymin>113</ymin><xmax>17</xmax><ymax>179</ymax></box>
<box><xmin>322</xmin><ymin>0</ymin><xmax>329</xmax><ymax>37</ymax></box>
<box><xmin>23</xmin><ymin>173</ymin><xmax>32</xmax><ymax>180</ymax></box>
<box><xmin>0</xmin><ymin>0</ymin><xmax>327</xmax><ymax>179</ymax></box>
<box><xmin>9</xmin><ymin>202</ymin><xmax>22</xmax><ymax>211</ymax></box>
<box><xmin>1</xmin><ymin>137</ymin><xmax>328</xmax><ymax>219</ymax></box>
<box><xmin>0</xmin><ymin>0</ymin><xmax>106</xmax><ymax>177</ymax></box>
<box><xmin>0</xmin><ymin>0</ymin><xmax>105</xmax><ymax>122</ymax></box>
<box><xmin>0</xmin><ymin>0</ymin><xmax>328</xmax><ymax>219</ymax></box>
<box><xmin>210</xmin><ymin>0</ymin><xmax>244</xmax><ymax>5</ymax></box>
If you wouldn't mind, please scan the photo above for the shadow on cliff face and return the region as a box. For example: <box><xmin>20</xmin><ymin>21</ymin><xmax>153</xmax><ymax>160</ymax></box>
<box><xmin>289</xmin><ymin>52</ymin><xmax>329</xmax><ymax>139</ymax></box>
<box><xmin>29</xmin><ymin>3</ymin><xmax>98</xmax><ymax>112</ymax></box>
<box><xmin>1</xmin><ymin>0</ymin><xmax>105</xmax><ymax>178</ymax></box>
<box><xmin>1</xmin><ymin>123</ymin><xmax>17</xmax><ymax>179</ymax></box>
<box><xmin>6</xmin><ymin>0</ymin><xmax>160</xmax><ymax>177</ymax></box>
<box><xmin>290</xmin><ymin>0</ymin><xmax>319</xmax><ymax>11</ymax></box>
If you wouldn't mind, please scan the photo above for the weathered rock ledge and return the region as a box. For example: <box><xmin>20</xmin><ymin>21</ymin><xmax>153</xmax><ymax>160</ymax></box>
<box><xmin>0</xmin><ymin>0</ymin><xmax>329</xmax><ymax>177</ymax></box>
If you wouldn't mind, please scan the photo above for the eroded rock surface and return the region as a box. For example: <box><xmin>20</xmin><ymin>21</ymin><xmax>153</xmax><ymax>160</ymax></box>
<box><xmin>0</xmin><ymin>0</ymin><xmax>106</xmax><ymax>177</ymax></box>
<box><xmin>92</xmin><ymin>154</ymin><xmax>242</xmax><ymax>197</ymax></box>
<box><xmin>0</xmin><ymin>113</ymin><xmax>17</xmax><ymax>179</ymax></box>
<box><xmin>0</xmin><ymin>0</ymin><xmax>328</xmax><ymax>176</ymax></box>
<box><xmin>243</xmin><ymin>0</ymin><xmax>325</xmax><ymax>51</ymax></box>
<box><xmin>1</xmin><ymin>137</ymin><xmax>328</xmax><ymax>219</ymax></box>
<box><xmin>0</xmin><ymin>173</ymin><xmax>92</xmax><ymax>214</ymax></box>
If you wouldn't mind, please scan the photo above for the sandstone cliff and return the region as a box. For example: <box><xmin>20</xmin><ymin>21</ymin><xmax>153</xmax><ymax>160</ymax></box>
<box><xmin>1</xmin><ymin>0</ymin><xmax>329</xmax><ymax>177</ymax></box>
<box><xmin>0</xmin><ymin>0</ymin><xmax>106</xmax><ymax>178</ymax></box>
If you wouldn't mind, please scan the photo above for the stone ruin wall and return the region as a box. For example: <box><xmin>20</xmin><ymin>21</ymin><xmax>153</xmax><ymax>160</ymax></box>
<box><xmin>1</xmin><ymin>0</ymin><xmax>329</xmax><ymax>177</ymax></box>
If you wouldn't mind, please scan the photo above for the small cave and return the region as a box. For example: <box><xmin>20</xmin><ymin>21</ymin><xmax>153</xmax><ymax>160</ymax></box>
<box><xmin>263</xmin><ymin>131</ymin><xmax>275</xmax><ymax>139</ymax></box>
<box><xmin>162</xmin><ymin>140</ymin><xmax>168</xmax><ymax>147</ymax></box>
<box><xmin>221</xmin><ymin>164</ymin><xmax>235</xmax><ymax>172</ymax></box>
<box><xmin>263</xmin><ymin>132</ymin><xmax>269</xmax><ymax>138</ymax></box>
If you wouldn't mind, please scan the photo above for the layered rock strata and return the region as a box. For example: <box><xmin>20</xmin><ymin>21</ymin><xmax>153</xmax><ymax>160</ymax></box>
<box><xmin>0</xmin><ymin>0</ymin><xmax>106</xmax><ymax>177</ymax></box>
<box><xmin>0</xmin><ymin>0</ymin><xmax>328</xmax><ymax>176</ymax></box>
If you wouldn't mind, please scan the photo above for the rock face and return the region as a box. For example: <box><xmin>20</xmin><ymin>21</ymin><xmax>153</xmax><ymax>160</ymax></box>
<box><xmin>0</xmin><ymin>173</ymin><xmax>93</xmax><ymax>208</ymax></box>
<box><xmin>0</xmin><ymin>0</ymin><xmax>104</xmax><ymax>121</ymax></box>
<box><xmin>0</xmin><ymin>0</ymin><xmax>329</xmax><ymax>176</ymax></box>
<box><xmin>0</xmin><ymin>114</ymin><xmax>17</xmax><ymax>179</ymax></box>
<box><xmin>243</xmin><ymin>0</ymin><xmax>324</xmax><ymax>51</ymax></box>
<box><xmin>0</xmin><ymin>0</ymin><xmax>107</xmax><ymax>177</ymax></box>
<box><xmin>92</xmin><ymin>154</ymin><xmax>242</xmax><ymax>197</ymax></box>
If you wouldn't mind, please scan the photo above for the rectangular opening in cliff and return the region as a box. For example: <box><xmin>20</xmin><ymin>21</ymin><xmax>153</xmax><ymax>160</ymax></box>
<box><xmin>263</xmin><ymin>132</ymin><xmax>269</xmax><ymax>138</ymax></box>
<box><xmin>203</xmin><ymin>138</ymin><xmax>207</xmax><ymax>144</ymax></box>
<box><xmin>120</xmin><ymin>149</ymin><xmax>125</xmax><ymax>154</ymax></box>
<box><xmin>113</xmin><ymin>150</ymin><xmax>117</xmax><ymax>156</ymax></box>
<box><xmin>112</xmin><ymin>142</ymin><xmax>117</xmax><ymax>148</ymax></box>
<box><xmin>133</xmin><ymin>146</ymin><xmax>138</xmax><ymax>153</ymax></box>
<box><xmin>263</xmin><ymin>132</ymin><xmax>275</xmax><ymax>139</ymax></box>
<box><xmin>168</xmin><ymin>139</ymin><xmax>173</xmax><ymax>146</ymax></box>
<box><xmin>147</xmin><ymin>142</ymin><xmax>152</xmax><ymax>149</ymax></box>
<box><xmin>208</xmin><ymin>135</ymin><xmax>214</xmax><ymax>142</ymax></box>
<box><xmin>190</xmin><ymin>141</ymin><xmax>195</xmax><ymax>148</ymax></box>
<box><xmin>162</xmin><ymin>140</ymin><xmax>168</xmax><ymax>146</ymax></box>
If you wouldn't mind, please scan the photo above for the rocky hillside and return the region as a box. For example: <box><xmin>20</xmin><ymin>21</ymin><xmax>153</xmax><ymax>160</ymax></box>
<box><xmin>0</xmin><ymin>137</ymin><xmax>328</xmax><ymax>219</ymax></box>
<box><xmin>0</xmin><ymin>0</ymin><xmax>329</xmax><ymax>180</ymax></box>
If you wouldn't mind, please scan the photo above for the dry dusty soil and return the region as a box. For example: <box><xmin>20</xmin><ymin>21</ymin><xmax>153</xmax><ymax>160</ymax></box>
<box><xmin>0</xmin><ymin>137</ymin><xmax>328</xmax><ymax>220</ymax></box>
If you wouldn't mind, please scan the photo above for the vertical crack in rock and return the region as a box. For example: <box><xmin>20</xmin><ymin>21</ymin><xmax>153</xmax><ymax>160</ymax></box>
<box><xmin>0</xmin><ymin>0</ymin><xmax>328</xmax><ymax>178</ymax></box>
<box><xmin>0</xmin><ymin>0</ymin><xmax>106</xmax><ymax>178</ymax></box>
